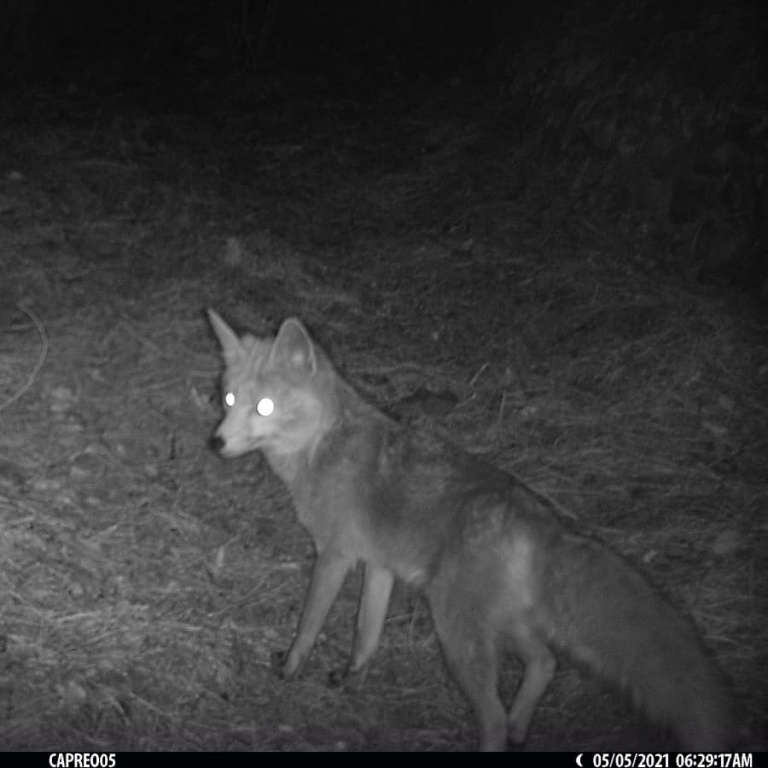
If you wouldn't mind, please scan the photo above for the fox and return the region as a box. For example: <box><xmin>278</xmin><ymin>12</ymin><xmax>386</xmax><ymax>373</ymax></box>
<box><xmin>207</xmin><ymin>310</ymin><xmax>736</xmax><ymax>752</ymax></box>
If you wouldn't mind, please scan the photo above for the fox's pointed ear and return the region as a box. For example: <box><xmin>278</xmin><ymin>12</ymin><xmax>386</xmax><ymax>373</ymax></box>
<box><xmin>208</xmin><ymin>309</ymin><xmax>243</xmax><ymax>365</ymax></box>
<box><xmin>269</xmin><ymin>317</ymin><xmax>317</xmax><ymax>376</ymax></box>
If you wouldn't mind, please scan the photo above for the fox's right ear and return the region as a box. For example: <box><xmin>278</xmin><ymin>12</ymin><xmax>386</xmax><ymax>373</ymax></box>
<box><xmin>207</xmin><ymin>309</ymin><xmax>243</xmax><ymax>365</ymax></box>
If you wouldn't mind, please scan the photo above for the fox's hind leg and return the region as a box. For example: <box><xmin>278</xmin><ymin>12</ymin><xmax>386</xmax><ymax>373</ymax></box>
<box><xmin>504</xmin><ymin>625</ymin><xmax>556</xmax><ymax>744</ymax></box>
<box><xmin>429</xmin><ymin>587</ymin><xmax>507</xmax><ymax>751</ymax></box>
<box><xmin>344</xmin><ymin>563</ymin><xmax>395</xmax><ymax>689</ymax></box>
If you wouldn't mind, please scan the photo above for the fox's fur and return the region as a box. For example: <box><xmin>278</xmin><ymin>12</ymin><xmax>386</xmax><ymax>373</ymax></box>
<box><xmin>208</xmin><ymin>310</ymin><xmax>735</xmax><ymax>751</ymax></box>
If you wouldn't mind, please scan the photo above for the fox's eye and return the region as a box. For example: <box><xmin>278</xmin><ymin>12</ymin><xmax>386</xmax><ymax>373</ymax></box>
<box><xmin>257</xmin><ymin>397</ymin><xmax>274</xmax><ymax>416</ymax></box>
<box><xmin>224</xmin><ymin>391</ymin><xmax>235</xmax><ymax>407</ymax></box>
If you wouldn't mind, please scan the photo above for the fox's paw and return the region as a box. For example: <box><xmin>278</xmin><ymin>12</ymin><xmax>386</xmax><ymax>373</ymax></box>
<box><xmin>327</xmin><ymin>668</ymin><xmax>345</xmax><ymax>689</ymax></box>
<box><xmin>270</xmin><ymin>649</ymin><xmax>295</xmax><ymax>681</ymax></box>
<box><xmin>327</xmin><ymin>664</ymin><xmax>368</xmax><ymax>691</ymax></box>
<box><xmin>507</xmin><ymin>717</ymin><xmax>529</xmax><ymax>746</ymax></box>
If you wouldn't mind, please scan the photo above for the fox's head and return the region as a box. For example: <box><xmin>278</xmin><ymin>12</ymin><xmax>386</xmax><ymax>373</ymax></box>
<box><xmin>208</xmin><ymin>311</ymin><xmax>334</xmax><ymax>459</ymax></box>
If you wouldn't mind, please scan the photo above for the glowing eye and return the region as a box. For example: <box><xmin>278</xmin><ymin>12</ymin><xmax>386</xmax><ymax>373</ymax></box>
<box><xmin>224</xmin><ymin>391</ymin><xmax>235</xmax><ymax>407</ymax></box>
<box><xmin>257</xmin><ymin>397</ymin><xmax>274</xmax><ymax>416</ymax></box>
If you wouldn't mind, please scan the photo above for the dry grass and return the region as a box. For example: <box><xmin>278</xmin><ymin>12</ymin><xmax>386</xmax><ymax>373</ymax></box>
<box><xmin>0</xmin><ymin>77</ymin><xmax>765</xmax><ymax>752</ymax></box>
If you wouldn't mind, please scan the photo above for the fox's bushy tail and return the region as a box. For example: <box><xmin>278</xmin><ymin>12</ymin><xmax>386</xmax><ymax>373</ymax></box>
<box><xmin>538</xmin><ymin>535</ymin><xmax>734</xmax><ymax>750</ymax></box>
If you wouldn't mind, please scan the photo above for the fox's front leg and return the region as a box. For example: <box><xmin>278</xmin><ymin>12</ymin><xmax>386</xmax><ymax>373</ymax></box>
<box><xmin>280</xmin><ymin>548</ymin><xmax>353</xmax><ymax>680</ymax></box>
<box><xmin>343</xmin><ymin>562</ymin><xmax>395</xmax><ymax>689</ymax></box>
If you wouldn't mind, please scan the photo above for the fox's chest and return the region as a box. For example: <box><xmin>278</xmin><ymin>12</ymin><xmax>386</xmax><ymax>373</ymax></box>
<box><xmin>288</xmin><ymin>461</ymin><xmax>371</xmax><ymax>555</ymax></box>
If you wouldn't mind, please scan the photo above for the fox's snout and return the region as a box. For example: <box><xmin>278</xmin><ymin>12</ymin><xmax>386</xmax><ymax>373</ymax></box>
<box><xmin>209</xmin><ymin>419</ymin><xmax>255</xmax><ymax>458</ymax></box>
<box><xmin>209</xmin><ymin>431</ymin><xmax>245</xmax><ymax>458</ymax></box>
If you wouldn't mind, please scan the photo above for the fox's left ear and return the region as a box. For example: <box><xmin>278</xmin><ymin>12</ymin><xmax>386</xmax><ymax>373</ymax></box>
<box><xmin>208</xmin><ymin>309</ymin><xmax>243</xmax><ymax>366</ymax></box>
<box><xmin>270</xmin><ymin>318</ymin><xmax>317</xmax><ymax>375</ymax></box>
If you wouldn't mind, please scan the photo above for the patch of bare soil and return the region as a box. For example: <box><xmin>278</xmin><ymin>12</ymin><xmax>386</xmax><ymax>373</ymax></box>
<box><xmin>0</xmin><ymin>74</ymin><xmax>765</xmax><ymax>751</ymax></box>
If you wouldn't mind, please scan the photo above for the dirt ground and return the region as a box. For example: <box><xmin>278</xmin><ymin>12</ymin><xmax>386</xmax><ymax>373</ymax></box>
<box><xmin>0</xmin><ymin>72</ymin><xmax>766</xmax><ymax>751</ymax></box>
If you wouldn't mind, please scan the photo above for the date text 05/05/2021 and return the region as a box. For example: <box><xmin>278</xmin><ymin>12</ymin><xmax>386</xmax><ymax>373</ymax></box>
<box><xmin>587</xmin><ymin>754</ymin><xmax>754</xmax><ymax>768</ymax></box>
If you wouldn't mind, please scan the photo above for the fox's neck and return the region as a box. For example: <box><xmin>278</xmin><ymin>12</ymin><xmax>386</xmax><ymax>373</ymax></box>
<box><xmin>262</xmin><ymin>377</ymin><xmax>348</xmax><ymax>487</ymax></box>
<box><xmin>263</xmin><ymin>448</ymin><xmax>309</xmax><ymax>489</ymax></box>
<box><xmin>262</xmin><ymin>377</ymin><xmax>382</xmax><ymax>493</ymax></box>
